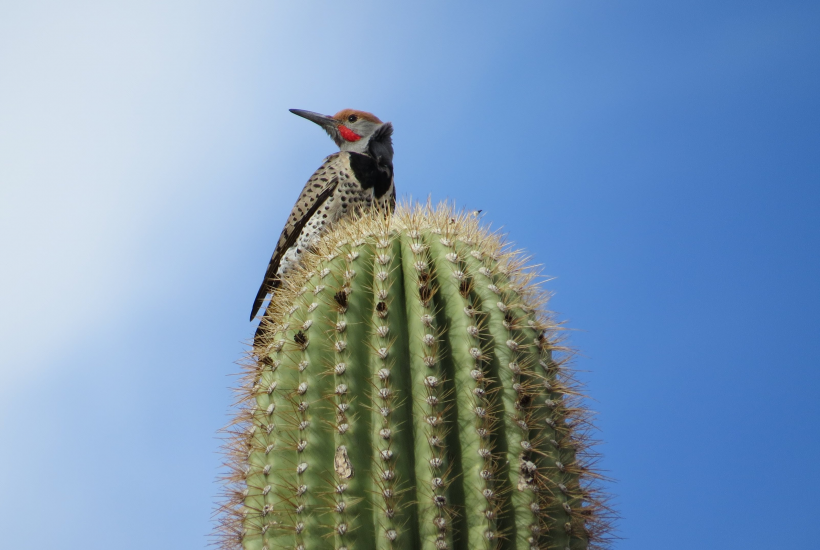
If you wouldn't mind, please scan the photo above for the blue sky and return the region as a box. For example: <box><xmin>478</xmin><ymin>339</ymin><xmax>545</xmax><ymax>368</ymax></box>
<box><xmin>1</xmin><ymin>1</ymin><xmax>818</xmax><ymax>548</ymax></box>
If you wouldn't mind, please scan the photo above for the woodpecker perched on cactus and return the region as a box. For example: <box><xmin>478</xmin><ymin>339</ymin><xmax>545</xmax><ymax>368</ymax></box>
<box><xmin>250</xmin><ymin>108</ymin><xmax>395</xmax><ymax>322</ymax></box>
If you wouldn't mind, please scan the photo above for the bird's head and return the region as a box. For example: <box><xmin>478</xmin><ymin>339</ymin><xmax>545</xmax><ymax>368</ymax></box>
<box><xmin>290</xmin><ymin>108</ymin><xmax>394</xmax><ymax>166</ymax></box>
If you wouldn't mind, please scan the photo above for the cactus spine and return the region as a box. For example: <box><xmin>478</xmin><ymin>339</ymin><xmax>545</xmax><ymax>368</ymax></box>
<box><xmin>218</xmin><ymin>203</ymin><xmax>612</xmax><ymax>550</ymax></box>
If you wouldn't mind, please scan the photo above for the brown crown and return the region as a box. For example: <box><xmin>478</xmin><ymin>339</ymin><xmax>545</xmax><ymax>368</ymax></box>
<box><xmin>333</xmin><ymin>109</ymin><xmax>382</xmax><ymax>124</ymax></box>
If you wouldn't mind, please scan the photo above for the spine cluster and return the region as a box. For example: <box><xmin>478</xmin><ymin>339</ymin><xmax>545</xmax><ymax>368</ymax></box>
<box><xmin>216</xmin><ymin>203</ymin><xmax>613</xmax><ymax>550</ymax></box>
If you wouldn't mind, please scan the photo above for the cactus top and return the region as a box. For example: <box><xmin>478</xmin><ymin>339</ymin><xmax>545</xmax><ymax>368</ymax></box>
<box><xmin>216</xmin><ymin>202</ymin><xmax>614</xmax><ymax>550</ymax></box>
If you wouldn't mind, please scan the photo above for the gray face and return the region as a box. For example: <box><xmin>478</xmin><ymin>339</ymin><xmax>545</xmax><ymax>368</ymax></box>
<box><xmin>338</xmin><ymin>118</ymin><xmax>382</xmax><ymax>153</ymax></box>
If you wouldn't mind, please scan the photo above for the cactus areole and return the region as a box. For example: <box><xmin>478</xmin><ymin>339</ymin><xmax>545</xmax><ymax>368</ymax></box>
<box><xmin>217</xmin><ymin>203</ymin><xmax>612</xmax><ymax>550</ymax></box>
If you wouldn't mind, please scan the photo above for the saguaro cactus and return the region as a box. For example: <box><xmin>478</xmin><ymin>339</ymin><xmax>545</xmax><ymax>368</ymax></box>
<box><xmin>217</xmin><ymin>203</ymin><xmax>612</xmax><ymax>550</ymax></box>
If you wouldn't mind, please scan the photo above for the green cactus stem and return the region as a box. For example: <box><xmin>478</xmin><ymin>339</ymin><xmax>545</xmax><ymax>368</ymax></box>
<box><xmin>216</xmin><ymin>203</ymin><xmax>613</xmax><ymax>550</ymax></box>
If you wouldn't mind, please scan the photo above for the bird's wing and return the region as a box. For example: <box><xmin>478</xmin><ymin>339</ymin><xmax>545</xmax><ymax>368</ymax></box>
<box><xmin>250</xmin><ymin>154</ymin><xmax>341</xmax><ymax>321</ymax></box>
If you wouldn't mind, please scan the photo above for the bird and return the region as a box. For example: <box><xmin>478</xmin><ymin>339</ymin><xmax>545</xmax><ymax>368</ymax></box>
<box><xmin>249</xmin><ymin>108</ymin><xmax>395</xmax><ymax>324</ymax></box>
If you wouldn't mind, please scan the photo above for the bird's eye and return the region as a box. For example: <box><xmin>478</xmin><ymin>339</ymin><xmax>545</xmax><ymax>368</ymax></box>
<box><xmin>347</xmin><ymin>114</ymin><xmax>358</xmax><ymax>123</ymax></box>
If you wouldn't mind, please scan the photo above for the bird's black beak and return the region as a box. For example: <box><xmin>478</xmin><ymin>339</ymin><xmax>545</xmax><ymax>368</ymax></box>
<box><xmin>290</xmin><ymin>109</ymin><xmax>339</xmax><ymax>132</ymax></box>
<box><xmin>290</xmin><ymin>109</ymin><xmax>344</xmax><ymax>146</ymax></box>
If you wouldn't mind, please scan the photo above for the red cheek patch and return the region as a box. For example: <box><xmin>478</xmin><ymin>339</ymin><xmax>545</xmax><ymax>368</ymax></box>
<box><xmin>338</xmin><ymin>125</ymin><xmax>362</xmax><ymax>142</ymax></box>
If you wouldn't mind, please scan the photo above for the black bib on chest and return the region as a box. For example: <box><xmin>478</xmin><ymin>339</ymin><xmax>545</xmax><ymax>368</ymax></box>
<box><xmin>348</xmin><ymin>152</ymin><xmax>392</xmax><ymax>199</ymax></box>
